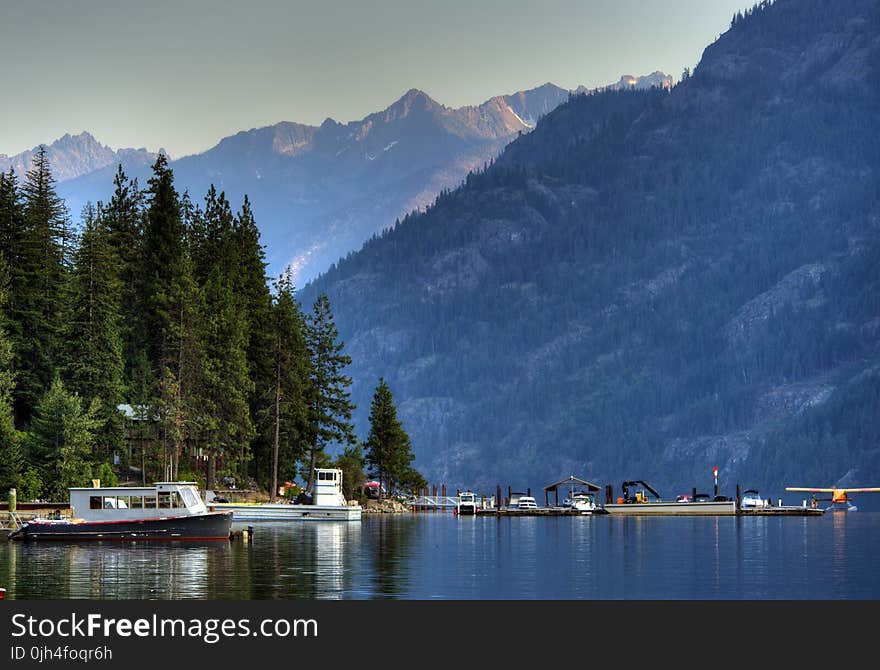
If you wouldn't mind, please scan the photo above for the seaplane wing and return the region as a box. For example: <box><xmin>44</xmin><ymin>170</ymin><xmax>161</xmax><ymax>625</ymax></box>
<box><xmin>786</xmin><ymin>486</ymin><xmax>880</xmax><ymax>493</ymax></box>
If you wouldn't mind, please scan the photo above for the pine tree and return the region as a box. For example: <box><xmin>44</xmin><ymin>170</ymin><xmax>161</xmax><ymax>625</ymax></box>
<box><xmin>363</xmin><ymin>377</ymin><xmax>419</xmax><ymax>495</ymax></box>
<box><xmin>139</xmin><ymin>154</ymin><xmax>203</xmax><ymax>480</ymax></box>
<box><xmin>188</xmin><ymin>186</ymin><xmax>254</xmax><ymax>487</ymax></box>
<box><xmin>26</xmin><ymin>376</ymin><xmax>98</xmax><ymax>500</ymax></box>
<box><xmin>265</xmin><ymin>274</ymin><xmax>310</xmax><ymax>499</ymax></box>
<box><xmin>6</xmin><ymin>147</ymin><xmax>70</xmax><ymax>425</ymax></box>
<box><xmin>304</xmin><ymin>294</ymin><xmax>356</xmax><ymax>490</ymax></box>
<box><xmin>103</xmin><ymin>165</ymin><xmax>144</xmax><ymax>392</ymax></box>
<box><xmin>0</xmin><ymin>264</ymin><xmax>23</xmax><ymax>493</ymax></box>
<box><xmin>65</xmin><ymin>203</ymin><xmax>125</xmax><ymax>462</ymax></box>
<box><xmin>233</xmin><ymin>196</ymin><xmax>276</xmax><ymax>486</ymax></box>
<box><xmin>334</xmin><ymin>443</ymin><xmax>365</xmax><ymax>500</ymax></box>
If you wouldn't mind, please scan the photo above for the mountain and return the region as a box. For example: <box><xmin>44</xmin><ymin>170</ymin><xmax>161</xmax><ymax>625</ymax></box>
<box><xmin>301</xmin><ymin>0</ymin><xmax>880</xmax><ymax>497</ymax></box>
<box><xmin>0</xmin><ymin>132</ymin><xmax>158</xmax><ymax>184</ymax></box>
<box><xmin>35</xmin><ymin>75</ymin><xmax>663</xmax><ymax>284</ymax></box>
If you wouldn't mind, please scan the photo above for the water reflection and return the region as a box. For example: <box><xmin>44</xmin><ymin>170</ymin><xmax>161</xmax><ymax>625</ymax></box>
<box><xmin>1</xmin><ymin>513</ymin><xmax>878</xmax><ymax>599</ymax></box>
<box><xmin>4</xmin><ymin>541</ymin><xmax>228</xmax><ymax>599</ymax></box>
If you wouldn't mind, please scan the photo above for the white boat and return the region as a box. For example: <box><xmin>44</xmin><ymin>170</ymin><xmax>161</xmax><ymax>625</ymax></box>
<box><xmin>563</xmin><ymin>491</ymin><xmax>598</xmax><ymax>513</ymax></box>
<box><xmin>514</xmin><ymin>495</ymin><xmax>537</xmax><ymax>510</ymax></box>
<box><xmin>207</xmin><ymin>468</ymin><xmax>362</xmax><ymax>522</ymax></box>
<box><xmin>739</xmin><ymin>489</ymin><xmax>770</xmax><ymax>509</ymax></box>
<box><xmin>456</xmin><ymin>491</ymin><xmax>478</xmax><ymax>515</ymax></box>
<box><xmin>9</xmin><ymin>482</ymin><xmax>232</xmax><ymax>541</ymax></box>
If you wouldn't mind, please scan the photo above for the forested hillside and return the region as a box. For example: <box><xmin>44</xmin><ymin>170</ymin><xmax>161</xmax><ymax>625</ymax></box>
<box><xmin>0</xmin><ymin>151</ymin><xmax>427</xmax><ymax>501</ymax></box>
<box><xmin>303</xmin><ymin>0</ymin><xmax>880</xmax><ymax>496</ymax></box>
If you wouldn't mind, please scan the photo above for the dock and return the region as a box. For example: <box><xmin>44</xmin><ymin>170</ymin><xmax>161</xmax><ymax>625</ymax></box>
<box><xmin>738</xmin><ymin>507</ymin><xmax>825</xmax><ymax>516</ymax></box>
<box><xmin>410</xmin><ymin>480</ymin><xmax>828</xmax><ymax>518</ymax></box>
<box><xmin>475</xmin><ymin>507</ymin><xmax>608</xmax><ymax>517</ymax></box>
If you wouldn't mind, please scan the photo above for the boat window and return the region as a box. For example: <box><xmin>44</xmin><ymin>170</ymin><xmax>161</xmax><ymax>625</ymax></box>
<box><xmin>179</xmin><ymin>487</ymin><xmax>198</xmax><ymax>507</ymax></box>
<box><xmin>158</xmin><ymin>492</ymin><xmax>173</xmax><ymax>508</ymax></box>
<box><xmin>144</xmin><ymin>496</ymin><xmax>157</xmax><ymax>508</ymax></box>
<box><xmin>104</xmin><ymin>496</ymin><xmax>129</xmax><ymax>509</ymax></box>
<box><xmin>130</xmin><ymin>495</ymin><xmax>143</xmax><ymax>509</ymax></box>
<box><xmin>90</xmin><ymin>496</ymin><xmax>102</xmax><ymax>509</ymax></box>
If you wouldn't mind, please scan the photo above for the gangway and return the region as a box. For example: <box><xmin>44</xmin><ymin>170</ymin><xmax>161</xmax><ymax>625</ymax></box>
<box><xmin>410</xmin><ymin>495</ymin><xmax>459</xmax><ymax>511</ymax></box>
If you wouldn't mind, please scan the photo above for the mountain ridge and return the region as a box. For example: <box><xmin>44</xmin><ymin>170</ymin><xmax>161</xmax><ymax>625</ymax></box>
<box><xmin>30</xmin><ymin>73</ymin><xmax>668</xmax><ymax>283</ymax></box>
<box><xmin>300</xmin><ymin>0</ymin><xmax>880</xmax><ymax>495</ymax></box>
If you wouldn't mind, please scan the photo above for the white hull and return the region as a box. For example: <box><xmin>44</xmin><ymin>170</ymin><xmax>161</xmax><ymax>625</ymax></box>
<box><xmin>604</xmin><ymin>500</ymin><xmax>737</xmax><ymax>515</ymax></box>
<box><xmin>209</xmin><ymin>502</ymin><xmax>362</xmax><ymax>522</ymax></box>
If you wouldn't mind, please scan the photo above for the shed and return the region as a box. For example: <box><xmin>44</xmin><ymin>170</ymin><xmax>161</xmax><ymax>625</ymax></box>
<box><xmin>543</xmin><ymin>475</ymin><xmax>602</xmax><ymax>507</ymax></box>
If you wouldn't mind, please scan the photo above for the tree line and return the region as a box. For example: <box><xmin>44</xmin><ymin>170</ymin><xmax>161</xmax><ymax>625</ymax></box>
<box><xmin>0</xmin><ymin>148</ymin><xmax>423</xmax><ymax>501</ymax></box>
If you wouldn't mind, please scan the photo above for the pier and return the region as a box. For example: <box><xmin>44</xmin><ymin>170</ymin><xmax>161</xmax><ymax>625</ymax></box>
<box><xmin>406</xmin><ymin>480</ymin><xmax>826</xmax><ymax>517</ymax></box>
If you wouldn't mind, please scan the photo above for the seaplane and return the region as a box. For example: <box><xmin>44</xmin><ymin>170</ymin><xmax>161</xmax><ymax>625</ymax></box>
<box><xmin>785</xmin><ymin>486</ymin><xmax>880</xmax><ymax>512</ymax></box>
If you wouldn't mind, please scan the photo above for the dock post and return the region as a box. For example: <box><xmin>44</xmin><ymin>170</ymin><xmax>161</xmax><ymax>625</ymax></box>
<box><xmin>545</xmin><ymin>491</ymin><xmax>549</xmax><ymax>507</ymax></box>
<box><xmin>508</xmin><ymin>486</ymin><xmax>512</xmax><ymax>505</ymax></box>
<box><xmin>605</xmin><ymin>485</ymin><xmax>613</xmax><ymax>505</ymax></box>
<box><xmin>692</xmin><ymin>487</ymin><xmax>697</xmax><ymax>502</ymax></box>
<box><xmin>736</xmin><ymin>484</ymin><xmax>741</xmax><ymax>513</ymax></box>
<box><xmin>496</xmin><ymin>485</ymin><xmax>501</xmax><ymax>510</ymax></box>
<box><xmin>432</xmin><ymin>484</ymin><xmax>437</xmax><ymax>513</ymax></box>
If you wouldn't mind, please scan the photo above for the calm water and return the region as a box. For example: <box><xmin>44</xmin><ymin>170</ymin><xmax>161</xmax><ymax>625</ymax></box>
<box><xmin>2</xmin><ymin>512</ymin><xmax>879</xmax><ymax>599</ymax></box>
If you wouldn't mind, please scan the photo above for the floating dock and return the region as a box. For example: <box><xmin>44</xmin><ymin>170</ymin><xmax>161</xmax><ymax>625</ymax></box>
<box><xmin>474</xmin><ymin>507</ymin><xmax>608</xmax><ymax>517</ymax></box>
<box><xmin>738</xmin><ymin>506</ymin><xmax>824</xmax><ymax>516</ymax></box>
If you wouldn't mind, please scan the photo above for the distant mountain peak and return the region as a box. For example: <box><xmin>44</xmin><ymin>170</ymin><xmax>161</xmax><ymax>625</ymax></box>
<box><xmin>0</xmin><ymin>132</ymin><xmax>158</xmax><ymax>183</ymax></box>
<box><xmin>383</xmin><ymin>88</ymin><xmax>441</xmax><ymax>120</ymax></box>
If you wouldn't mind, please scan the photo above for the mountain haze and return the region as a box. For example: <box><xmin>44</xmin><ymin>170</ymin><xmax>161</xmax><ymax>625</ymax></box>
<box><xmin>11</xmin><ymin>75</ymin><xmax>667</xmax><ymax>284</ymax></box>
<box><xmin>302</xmin><ymin>0</ymin><xmax>880</xmax><ymax>497</ymax></box>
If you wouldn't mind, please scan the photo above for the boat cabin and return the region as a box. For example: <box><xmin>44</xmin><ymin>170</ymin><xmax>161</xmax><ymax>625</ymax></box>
<box><xmin>69</xmin><ymin>482</ymin><xmax>208</xmax><ymax>522</ymax></box>
<box><xmin>313</xmin><ymin>468</ymin><xmax>348</xmax><ymax>507</ymax></box>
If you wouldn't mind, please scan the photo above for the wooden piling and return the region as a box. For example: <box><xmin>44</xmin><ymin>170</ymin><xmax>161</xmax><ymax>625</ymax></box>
<box><xmin>736</xmin><ymin>483</ymin><xmax>742</xmax><ymax>514</ymax></box>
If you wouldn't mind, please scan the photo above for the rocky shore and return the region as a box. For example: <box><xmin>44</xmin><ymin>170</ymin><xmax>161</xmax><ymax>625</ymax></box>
<box><xmin>361</xmin><ymin>498</ymin><xmax>410</xmax><ymax>514</ymax></box>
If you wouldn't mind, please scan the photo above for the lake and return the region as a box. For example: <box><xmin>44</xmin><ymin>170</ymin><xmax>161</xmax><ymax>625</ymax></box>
<box><xmin>2</xmin><ymin>512</ymin><xmax>879</xmax><ymax>599</ymax></box>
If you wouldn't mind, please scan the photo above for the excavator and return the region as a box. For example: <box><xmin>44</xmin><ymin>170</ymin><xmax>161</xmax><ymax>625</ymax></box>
<box><xmin>621</xmin><ymin>480</ymin><xmax>662</xmax><ymax>504</ymax></box>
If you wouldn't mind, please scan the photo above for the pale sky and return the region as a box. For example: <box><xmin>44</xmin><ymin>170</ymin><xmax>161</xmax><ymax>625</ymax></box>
<box><xmin>0</xmin><ymin>0</ymin><xmax>748</xmax><ymax>158</ymax></box>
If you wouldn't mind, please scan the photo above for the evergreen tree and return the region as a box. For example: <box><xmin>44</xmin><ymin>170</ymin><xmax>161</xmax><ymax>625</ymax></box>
<box><xmin>0</xmin><ymin>266</ymin><xmax>23</xmax><ymax>493</ymax></box>
<box><xmin>363</xmin><ymin>377</ymin><xmax>419</xmax><ymax>495</ymax></box>
<box><xmin>27</xmin><ymin>377</ymin><xmax>98</xmax><ymax>500</ymax></box>
<box><xmin>139</xmin><ymin>154</ymin><xmax>203</xmax><ymax>480</ymax></box>
<box><xmin>6</xmin><ymin>147</ymin><xmax>69</xmax><ymax>425</ymax></box>
<box><xmin>304</xmin><ymin>294</ymin><xmax>356</xmax><ymax>490</ymax></box>
<box><xmin>233</xmin><ymin>196</ymin><xmax>276</xmax><ymax>486</ymax></box>
<box><xmin>265</xmin><ymin>274</ymin><xmax>310</xmax><ymax>499</ymax></box>
<box><xmin>334</xmin><ymin>443</ymin><xmax>365</xmax><ymax>500</ymax></box>
<box><xmin>199</xmin><ymin>264</ymin><xmax>254</xmax><ymax>487</ymax></box>
<box><xmin>65</xmin><ymin>203</ymin><xmax>125</xmax><ymax>461</ymax></box>
<box><xmin>0</xmin><ymin>169</ymin><xmax>22</xmax><ymax>272</ymax></box>
<box><xmin>103</xmin><ymin>165</ymin><xmax>144</xmax><ymax>391</ymax></box>
<box><xmin>188</xmin><ymin>186</ymin><xmax>254</xmax><ymax>487</ymax></box>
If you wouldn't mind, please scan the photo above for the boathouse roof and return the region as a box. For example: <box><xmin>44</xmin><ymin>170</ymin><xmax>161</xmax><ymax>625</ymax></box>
<box><xmin>543</xmin><ymin>475</ymin><xmax>601</xmax><ymax>492</ymax></box>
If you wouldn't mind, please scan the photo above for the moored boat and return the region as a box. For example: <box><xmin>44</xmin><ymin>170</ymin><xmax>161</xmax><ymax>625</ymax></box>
<box><xmin>603</xmin><ymin>480</ymin><xmax>737</xmax><ymax>516</ymax></box>
<box><xmin>456</xmin><ymin>491</ymin><xmax>478</xmax><ymax>515</ymax></box>
<box><xmin>8</xmin><ymin>482</ymin><xmax>232</xmax><ymax>541</ymax></box>
<box><xmin>564</xmin><ymin>491</ymin><xmax>598</xmax><ymax>513</ymax></box>
<box><xmin>207</xmin><ymin>468</ymin><xmax>362</xmax><ymax>521</ymax></box>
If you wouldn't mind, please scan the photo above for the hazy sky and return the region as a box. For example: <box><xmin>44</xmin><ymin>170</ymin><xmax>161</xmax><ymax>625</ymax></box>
<box><xmin>1</xmin><ymin>0</ymin><xmax>748</xmax><ymax>158</ymax></box>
